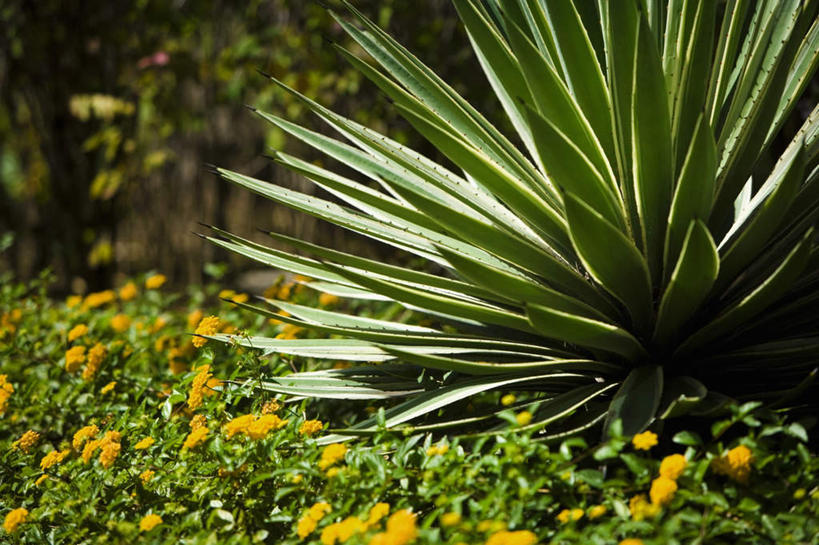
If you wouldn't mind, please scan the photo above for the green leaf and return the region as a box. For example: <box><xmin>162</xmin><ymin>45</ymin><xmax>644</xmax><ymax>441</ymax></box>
<box><xmin>603</xmin><ymin>365</ymin><xmax>664</xmax><ymax>437</ymax></box>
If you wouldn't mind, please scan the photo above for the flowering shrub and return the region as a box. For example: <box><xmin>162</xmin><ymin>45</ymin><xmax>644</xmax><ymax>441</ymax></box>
<box><xmin>0</xmin><ymin>272</ymin><xmax>817</xmax><ymax>543</ymax></box>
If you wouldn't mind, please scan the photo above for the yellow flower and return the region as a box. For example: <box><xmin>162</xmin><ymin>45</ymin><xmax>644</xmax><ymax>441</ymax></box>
<box><xmin>384</xmin><ymin>510</ymin><xmax>417</xmax><ymax>545</ymax></box>
<box><xmin>299</xmin><ymin>419</ymin><xmax>324</xmax><ymax>437</ymax></box>
<box><xmin>82</xmin><ymin>290</ymin><xmax>116</xmax><ymax>309</ymax></box>
<box><xmin>82</xmin><ymin>342</ymin><xmax>107</xmax><ymax>381</ymax></box>
<box><xmin>39</xmin><ymin>449</ymin><xmax>70</xmax><ymax>470</ymax></box>
<box><xmin>319</xmin><ymin>293</ymin><xmax>340</xmax><ymax>307</ymax></box>
<box><xmin>516</xmin><ymin>411</ymin><xmax>532</xmax><ymax>426</ymax></box>
<box><xmin>99</xmin><ymin>440</ymin><xmax>121</xmax><ymax>468</ymax></box>
<box><xmin>182</xmin><ymin>426</ymin><xmax>209</xmax><ymax>450</ymax></box>
<box><xmin>82</xmin><ymin>439</ymin><xmax>102</xmax><ymax>463</ymax></box>
<box><xmin>485</xmin><ymin>530</ymin><xmax>538</xmax><ymax>545</ymax></box>
<box><xmin>139</xmin><ymin>469</ymin><xmax>155</xmax><ymax>484</ymax></box>
<box><xmin>440</xmin><ymin>512</ymin><xmax>461</xmax><ymax>527</ymax></box>
<box><xmin>66</xmin><ymin>295</ymin><xmax>82</xmax><ymax>308</ymax></box>
<box><xmin>292</xmin><ymin>474</ymin><xmax>303</xmax><ymax>484</ymax></box>
<box><xmin>367</xmin><ymin>502</ymin><xmax>390</xmax><ymax>525</ymax></box>
<box><xmin>100</xmin><ymin>381</ymin><xmax>116</xmax><ymax>394</ymax></box>
<box><xmin>650</xmin><ymin>476</ymin><xmax>677</xmax><ymax>506</ymax></box>
<box><xmin>262</xmin><ymin>400</ymin><xmax>281</xmax><ymax>414</ymax></box>
<box><xmin>319</xmin><ymin>443</ymin><xmax>348</xmax><ymax>470</ymax></box>
<box><xmin>3</xmin><ymin>507</ymin><xmax>28</xmax><ymax>533</ymax></box>
<box><xmin>426</xmin><ymin>444</ymin><xmax>449</xmax><ymax>456</ymax></box>
<box><xmin>268</xmin><ymin>310</ymin><xmax>291</xmax><ymax>326</ymax></box>
<box><xmin>192</xmin><ymin>315</ymin><xmax>221</xmax><ymax>348</ymax></box>
<box><xmin>246</xmin><ymin>414</ymin><xmax>288</xmax><ymax>440</ymax></box>
<box><xmin>321</xmin><ymin>516</ymin><xmax>366</xmax><ymax>544</ymax></box>
<box><xmin>501</xmin><ymin>394</ymin><xmax>516</xmax><ymax>406</ymax></box>
<box><xmin>148</xmin><ymin>316</ymin><xmax>167</xmax><ymax>334</ymax></box>
<box><xmin>139</xmin><ymin>513</ymin><xmax>163</xmax><ymax>532</ymax></box>
<box><xmin>187</xmin><ymin>364</ymin><xmax>212</xmax><ymax>410</ymax></box>
<box><xmin>308</xmin><ymin>502</ymin><xmax>332</xmax><ymax>521</ymax></box>
<box><xmin>35</xmin><ymin>474</ymin><xmax>49</xmax><ymax>486</ymax></box>
<box><xmin>218</xmin><ymin>289</ymin><xmax>236</xmax><ymax>300</ymax></box>
<box><xmin>118</xmin><ymin>282</ymin><xmax>138</xmax><ymax>301</ymax></box>
<box><xmin>0</xmin><ymin>375</ymin><xmax>14</xmax><ymax>415</ymax></box>
<box><xmin>68</xmin><ymin>323</ymin><xmax>89</xmax><ymax>342</ymax></box>
<box><xmin>223</xmin><ymin>414</ymin><xmax>256</xmax><ymax>439</ymax></box>
<box><xmin>110</xmin><ymin>313</ymin><xmax>131</xmax><ymax>332</ymax></box>
<box><xmin>65</xmin><ymin>345</ymin><xmax>86</xmax><ymax>373</ymax></box>
<box><xmin>628</xmin><ymin>495</ymin><xmax>659</xmax><ymax>521</ymax></box>
<box><xmin>632</xmin><ymin>431</ymin><xmax>658</xmax><ymax>450</ymax></box>
<box><xmin>232</xmin><ymin>293</ymin><xmax>249</xmax><ymax>304</ymax></box>
<box><xmin>145</xmin><ymin>274</ymin><xmax>166</xmax><ymax>290</ymax></box>
<box><xmin>619</xmin><ymin>540</ymin><xmax>644</xmax><ymax>545</ymax></box>
<box><xmin>556</xmin><ymin>508</ymin><xmax>583</xmax><ymax>523</ymax></box>
<box><xmin>297</xmin><ymin>515</ymin><xmax>318</xmax><ymax>538</ymax></box>
<box><xmin>659</xmin><ymin>454</ymin><xmax>687</xmax><ymax>480</ymax></box>
<box><xmin>276</xmin><ymin>323</ymin><xmax>305</xmax><ymax>340</ymax></box>
<box><xmin>712</xmin><ymin>445</ymin><xmax>753</xmax><ymax>483</ymax></box>
<box><xmin>72</xmin><ymin>424</ymin><xmax>99</xmax><ymax>449</ymax></box>
<box><xmin>187</xmin><ymin>309</ymin><xmax>204</xmax><ymax>330</ymax></box>
<box><xmin>134</xmin><ymin>437</ymin><xmax>155</xmax><ymax>450</ymax></box>
<box><xmin>12</xmin><ymin>430</ymin><xmax>40</xmax><ymax>453</ymax></box>
<box><xmin>588</xmin><ymin>505</ymin><xmax>607</xmax><ymax>519</ymax></box>
<box><xmin>190</xmin><ymin>414</ymin><xmax>207</xmax><ymax>431</ymax></box>
<box><xmin>326</xmin><ymin>467</ymin><xmax>341</xmax><ymax>478</ymax></box>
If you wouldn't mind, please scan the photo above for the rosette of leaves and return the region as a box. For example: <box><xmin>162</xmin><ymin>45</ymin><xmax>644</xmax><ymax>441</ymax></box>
<box><xmin>205</xmin><ymin>0</ymin><xmax>819</xmax><ymax>441</ymax></box>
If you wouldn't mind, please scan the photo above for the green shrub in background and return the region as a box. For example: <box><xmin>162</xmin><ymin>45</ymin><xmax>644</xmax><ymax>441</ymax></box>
<box><xmin>210</xmin><ymin>0</ymin><xmax>819</xmax><ymax>439</ymax></box>
<box><xmin>0</xmin><ymin>273</ymin><xmax>817</xmax><ymax>543</ymax></box>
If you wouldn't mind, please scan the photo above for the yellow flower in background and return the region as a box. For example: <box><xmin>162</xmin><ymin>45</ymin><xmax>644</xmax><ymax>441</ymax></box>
<box><xmin>384</xmin><ymin>510</ymin><xmax>417</xmax><ymax>544</ymax></box>
<box><xmin>268</xmin><ymin>310</ymin><xmax>291</xmax><ymax>326</ymax></box>
<box><xmin>110</xmin><ymin>313</ymin><xmax>131</xmax><ymax>332</ymax></box>
<box><xmin>218</xmin><ymin>289</ymin><xmax>236</xmax><ymax>300</ymax></box>
<box><xmin>192</xmin><ymin>316</ymin><xmax>220</xmax><ymax>348</ymax></box>
<box><xmin>246</xmin><ymin>414</ymin><xmax>288</xmax><ymax>440</ymax></box>
<box><xmin>65</xmin><ymin>345</ymin><xmax>86</xmax><ymax>373</ymax></box>
<box><xmin>83</xmin><ymin>290</ymin><xmax>116</xmax><ymax>309</ymax></box>
<box><xmin>440</xmin><ymin>512</ymin><xmax>461</xmax><ymax>527</ymax></box>
<box><xmin>0</xmin><ymin>375</ymin><xmax>14</xmax><ymax>414</ymax></box>
<box><xmin>3</xmin><ymin>507</ymin><xmax>28</xmax><ymax>533</ymax></box>
<box><xmin>134</xmin><ymin>437</ymin><xmax>155</xmax><ymax>450</ymax></box>
<box><xmin>118</xmin><ymin>282</ymin><xmax>138</xmax><ymax>301</ymax></box>
<box><xmin>139</xmin><ymin>513</ymin><xmax>163</xmax><ymax>532</ymax></box>
<box><xmin>628</xmin><ymin>494</ymin><xmax>659</xmax><ymax>521</ymax></box>
<box><xmin>182</xmin><ymin>426</ymin><xmax>209</xmax><ymax>450</ymax></box>
<box><xmin>12</xmin><ymin>430</ymin><xmax>40</xmax><ymax>453</ymax></box>
<box><xmin>232</xmin><ymin>293</ymin><xmax>249</xmax><ymax>304</ymax></box>
<box><xmin>299</xmin><ymin>419</ymin><xmax>324</xmax><ymax>437</ymax></box>
<box><xmin>190</xmin><ymin>414</ymin><xmax>207</xmax><ymax>431</ymax></box>
<box><xmin>73</xmin><ymin>424</ymin><xmax>99</xmax><ymax>449</ymax></box>
<box><xmin>148</xmin><ymin>316</ymin><xmax>167</xmax><ymax>334</ymax></box>
<box><xmin>321</xmin><ymin>516</ymin><xmax>366</xmax><ymax>544</ymax></box>
<box><xmin>712</xmin><ymin>445</ymin><xmax>753</xmax><ymax>483</ymax></box>
<box><xmin>82</xmin><ymin>342</ymin><xmax>107</xmax><ymax>381</ymax></box>
<box><xmin>318</xmin><ymin>292</ymin><xmax>339</xmax><ymax>307</ymax></box>
<box><xmin>66</xmin><ymin>295</ymin><xmax>82</xmax><ymax>308</ymax></box>
<box><xmin>223</xmin><ymin>414</ymin><xmax>256</xmax><ymax>439</ymax></box>
<box><xmin>485</xmin><ymin>530</ymin><xmax>538</xmax><ymax>545</ymax></box>
<box><xmin>68</xmin><ymin>323</ymin><xmax>89</xmax><ymax>342</ymax></box>
<box><xmin>35</xmin><ymin>474</ymin><xmax>49</xmax><ymax>486</ymax></box>
<box><xmin>515</xmin><ymin>411</ymin><xmax>532</xmax><ymax>426</ymax></box>
<box><xmin>100</xmin><ymin>381</ymin><xmax>116</xmax><ymax>394</ymax></box>
<box><xmin>139</xmin><ymin>469</ymin><xmax>155</xmax><ymax>484</ymax></box>
<box><xmin>82</xmin><ymin>439</ymin><xmax>102</xmax><ymax>463</ymax></box>
<box><xmin>262</xmin><ymin>400</ymin><xmax>281</xmax><ymax>414</ymax></box>
<box><xmin>588</xmin><ymin>505</ymin><xmax>607</xmax><ymax>519</ymax></box>
<box><xmin>619</xmin><ymin>540</ymin><xmax>644</xmax><ymax>545</ymax></box>
<box><xmin>501</xmin><ymin>394</ymin><xmax>516</xmax><ymax>406</ymax></box>
<box><xmin>650</xmin><ymin>476</ymin><xmax>677</xmax><ymax>506</ymax></box>
<box><xmin>145</xmin><ymin>274</ymin><xmax>166</xmax><ymax>290</ymax></box>
<box><xmin>187</xmin><ymin>309</ymin><xmax>204</xmax><ymax>330</ymax></box>
<box><xmin>632</xmin><ymin>431</ymin><xmax>658</xmax><ymax>450</ymax></box>
<box><xmin>556</xmin><ymin>508</ymin><xmax>583</xmax><ymax>524</ymax></box>
<box><xmin>367</xmin><ymin>503</ymin><xmax>390</xmax><ymax>525</ymax></box>
<box><xmin>318</xmin><ymin>443</ymin><xmax>348</xmax><ymax>470</ymax></box>
<box><xmin>99</xmin><ymin>440</ymin><xmax>121</xmax><ymax>468</ymax></box>
<box><xmin>297</xmin><ymin>515</ymin><xmax>318</xmax><ymax>538</ymax></box>
<box><xmin>659</xmin><ymin>454</ymin><xmax>688</xmax><ymax>480</ymax></box>
<box><xmin>276</xmin><ymin>323</ymin><xmax>304</xmax><ymax>340</ymax></box>
<box><xmin>426</xmin><ymin>444</ymin><xmax>449</xmax><ymax>456</ymax></box>
<box><xmin>39</xmin><ymin>449</ymin><xmax>70</xmax><ymax>470</ymax></box>
<box><xmin>325</xmin><ymin>467</ymin><xmax>341</xmax><ymax>478</ymax></box>
<box><xmin>308</xmin><ymin>502</ymin><xmax>332</xmax><ymax>521</ymax></box>
<box><xmin>187</xmin><ymin>364</ymin><xmax>212</xmax><ymax>410</ymax></box>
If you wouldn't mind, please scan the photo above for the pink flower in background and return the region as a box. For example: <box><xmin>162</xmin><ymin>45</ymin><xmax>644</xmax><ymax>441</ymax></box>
<box><xmin>137</xmin><ymin>51</ymin><xmax>170</xmax><ymax>69</ymax></box>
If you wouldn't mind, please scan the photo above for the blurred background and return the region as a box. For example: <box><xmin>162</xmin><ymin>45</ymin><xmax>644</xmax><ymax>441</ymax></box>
<box><xmin>0</xmin><ymin>0</ymin><xmax>495</xmax><ymax>294</ymax></box>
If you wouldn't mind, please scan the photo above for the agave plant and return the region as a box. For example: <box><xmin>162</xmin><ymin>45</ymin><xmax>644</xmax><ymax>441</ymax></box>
<box><xmin>205</xmin><ymin>0</ymin><xmax>819</xmax><ymax>441</ymax></box>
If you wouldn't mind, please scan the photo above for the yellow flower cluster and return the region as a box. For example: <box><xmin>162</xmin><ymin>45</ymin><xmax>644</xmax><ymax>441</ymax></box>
<box><xmin>631</xmin><ymin>452</ymin><xmax>688</xmax><ymax>518</ymax></box>
<box><xmin>139</xmin><ymin>513</ymin><xmax>163</xmax><ymax>532</ymax></box>
<box><xmin>296</xmin><ymin>502</ymin><xmax>332</xmax><ymax>538</ymax></box>
<box><xmin>501</xmin><ymin>394</ymin><xmax>516</xmax><ymax>406</ymax></box>
<box><xmin>118</xmin><ymin>282</ymin><xmax>138</xmax><ymax>301</ymax></box>
<box><xmin>588</xmin><ymin>505</ymin><xmax>607</xmax><ymax>519</ymax></box>
<box><xmin>318</xmin><ymin>292</ymin><xmax>340</xmax><ymax>307</ymax></box>
<box><xmin>369</xmin><ymin>510</ymin><xmax>417</xmax><ymax>545</ymax></box>
<box><xmin>134</xmin><ymin>437</ymin><xmax>155</xmax><ymax>450</ymax></box>
<box><xmin>712</xmin><ymin>445</ymin><xmax>753</xmax><ymax>483</ymax></box>
<box><xmin>35</xmin><ymin>474</ymin><xmax>49</xmax><ymax>486</ymax></box>
<box><xmin>145</xmin><ymin>274</ymin><xmax>166</xmax><ymax>290</ymax></box>
<box><xmin>321</xmin><ymin>516</ymin><xmax>368</xmax><ymax>544</ymax></box>
<box><xmin>515</xmin><ymin>411</ymin><xmax>532</xmax><ymax>426</ymax></box>
<box><xmin>12</xmin><ymin>430</ymin><xmax>40</xmax><ymax>453</ymax></box>
<box><xmin>276</xmin><ymin>323</ymin><xmax>305</xmax><ymax>340</ymax></box>
<box><xmin>632</xmin><ymin>431</ymin><xmax>658</xmax><ymax>450</ymax></box>
<box><xmin>619</xmin><ymin>540</ymin><xmax>644</xmax><ymax>545</ymax></box>
<box><xmin>0</xmin><ymin>374</ymin><xmax>13</xmax><ymax>414</ymax></box>
<box><xmin>299</xmin><ymin>419</ymin><xmax>324</xmax><ymax>437</ymax></box>
<box><xmin>262</xmin><ymin>400</ymin><xmax>281</xmax><ymax>414</ymax></box>
<box><xmin>440</xmin><ymin>512</ymin><xmax>461</xmax><ymax>527</ymax></box>
<box><xmin>190</xmin><ymin>414</ymin><xmax>207</xmax><ymax>431</ymax></box>
<box><xmin>100</xmin><ymin>381</ymin><xmax>116</xmax><ymax>394</ymax></box>
<box><xmin>182</xmin><ymin>426</ymin><xmax>209</xmax><ymax>450</ymax></box>
<box><xmin>368</xmin><ymin>503</ymin><xmax>390</xmax><ymax>525</ymax></box>
<box><xmin>426</xmin><ymin>444</ymin><xmax>449</xmax><ymax>456</ymax></box>
<box><xmin>485</xmin><ymin>530</ymin><xmax>538</xmax><ymax>545</ymax></box>
<box><xmin>187</xmin><ymin>364</ymin><xmax>212</xmax><ymax>410</ymax></box>
<box><xmin>83</xmin><ymin>290</ymin><xmax>116</xmax><ymax>309</ymax></box>
<box><xmin>73</xmin><ymin>424</ymin><xmax>99</xmax><ymax>449</ymax></box>
<box><xmin>65</xmin><ymin>345</ymin><xmax>86</xmax><ymax>373</ymax></box>
<box><xmin>318</xmin><ymin>443</ymin><xmax>348</xmax><ymax>470</ymax></box>
<box><xmin>110</xmin><ymin>313</ymin><xmax>131</xmax><ymax>332</ymax></box>
<box><xmin>39</xmin><ymin>449</ymin><xmax>70</xmax><ymax>470</ymax></box>
<box><xmin>659</xmin><ymin>454</ymin><xmax>687</xmax><ymax>480</ymax></box>
<box><xmin>556</xmin><ymin>508</ymin><xmax>584</xmax><ymax>524</ymax></box>
<box><xmin>68</xmin><ymin>323</ymin><xmax>89</xmax><ymax>342</ymax></box>
<box><xmin>223</xmin><ymin>414</ymin><xmax>288</xmax><ymax>440</ymax></box>
<box><xmin>649</xmin><ymin>476</ymin><xmax>677</xmax><ymax>506</ymax></box>
<box><xmin>81</xmin><ymin>430</ymin><xmax>121</xmax><ymax>468</ymax></box>
<box><xmin>628</xmin><ymin>494</ymin><xmax>659</xmax><ymax>521</ymax></box>
<box><xmin>192</xmin><ymin>316</ymin><xmax>221</xmax><ymax>348</ymax></box>
<box><xmin>82</xmin><ymin>342</ymin><xmax>107</xmax><ymax>381</ymax></box>
<box><xmin>0</xmin><ymin>309</ymin><xmax>22</xmax><ymax>338</ymax></box>
<box><xmin>139</xmin><ymin>469</ymin><xmax>155</xmax><ymax>484</ymax></box>
<box><xmin>3</xmin><ymin>507</ymin><xmax>28</xmax><ymax>533</ymax></box>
